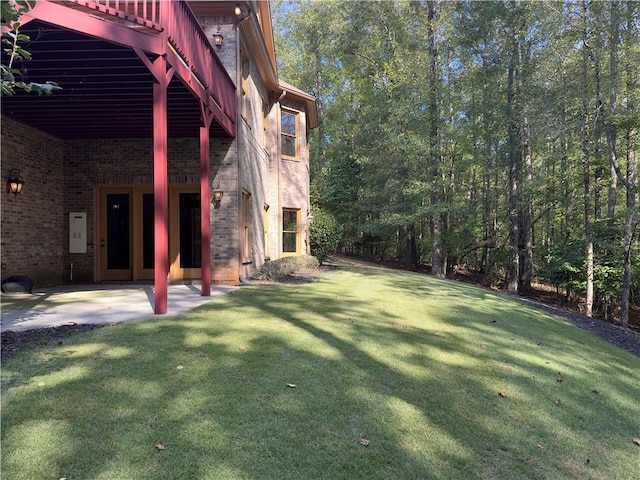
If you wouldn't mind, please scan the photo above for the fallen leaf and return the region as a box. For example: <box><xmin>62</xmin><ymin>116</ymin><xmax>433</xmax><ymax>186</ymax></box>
<box><xmin>239</xmin><ymin>345</ymin><xmax>247</xmax><ymax>351</ymax></box>
<box><xmin>358</xmin><ymin>438</ymin><xmax>371</xmax><ymax>446</ymax></box>
<box><xmin>499</xmin><ymin>391</ymin><xmax>507</xmax><ymax>398</ymax></box>
<box><xmin>155</xmin><ymin>444</ymin><xmax>165</xmax><ymax>450</ymax></box>
<box><xmin>481</xmin><ymin>344</ymin><xmax>487</xmax><ymax>349</ymax></box>
<box><xmin>633</xmin><ymin>438</ymin><xmax>640</xmax><ymax>446</ymax></box>
<box><xmin>536</xmin><ymin>444</ymin><xmax>545</xmax><ymax>450</ymax></box>
<box><xmin>176</xmin><ymin>365</ymin><xmax>183</xmax><ymax>370</ymax></box>
<box><xmin>287</xmin><ymin>383</ymin><xmax>296</xmax><ymax>388</ymax></box>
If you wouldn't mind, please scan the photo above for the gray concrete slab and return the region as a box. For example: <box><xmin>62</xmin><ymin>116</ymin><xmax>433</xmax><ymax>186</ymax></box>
<box><xmin>0</xmin><ymin>284</ymin><xmax>238</xmax><ymax>332</ymax></box>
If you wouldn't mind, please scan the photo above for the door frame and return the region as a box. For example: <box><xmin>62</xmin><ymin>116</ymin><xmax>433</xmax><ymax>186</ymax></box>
<box><xmin>96</xmin><ymin>184</ymin><xmax>202</xmax><ymax>282</ymax></box>
<box><xmin>169</xmin><ymin>185</ymin><xmax>201</xmax><ymax>281</ymax></box>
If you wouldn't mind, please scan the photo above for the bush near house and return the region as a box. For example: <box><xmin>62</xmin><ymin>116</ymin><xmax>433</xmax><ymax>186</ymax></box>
<box><xmin>252</xmin><ymin>255</ymin><xmax>319</xmax><ymax>281</ymax></box>
<box><xmin>309</xmin><ymin>207</ymin><xmax>342</xmax><ymax>265</ymax></box>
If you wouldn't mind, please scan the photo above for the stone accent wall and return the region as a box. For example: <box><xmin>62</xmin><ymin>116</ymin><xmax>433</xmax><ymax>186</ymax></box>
<box><xmin>1</xmin><ymin>118</ymin><xmax>65</xmax><ymax>287</ymax></box>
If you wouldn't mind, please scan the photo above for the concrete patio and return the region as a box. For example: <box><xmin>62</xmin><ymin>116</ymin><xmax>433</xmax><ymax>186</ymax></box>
<box><xmin>0</xmin><ymin>284</ymin><xmax>237</xmax><ymax>332</ymax></box>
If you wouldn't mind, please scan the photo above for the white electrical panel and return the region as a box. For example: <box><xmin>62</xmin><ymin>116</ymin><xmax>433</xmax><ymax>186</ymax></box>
<box><xmin>69</xmin><ymin>212</ymin><xmax>87</xmax><ymax>253</ymax></box>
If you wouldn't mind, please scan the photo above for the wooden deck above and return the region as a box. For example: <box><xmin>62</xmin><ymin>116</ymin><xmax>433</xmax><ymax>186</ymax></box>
<box><xmin>1</xmin><ymin>0</ymin><xmax>236</xmax><ymax>139</ymax></box>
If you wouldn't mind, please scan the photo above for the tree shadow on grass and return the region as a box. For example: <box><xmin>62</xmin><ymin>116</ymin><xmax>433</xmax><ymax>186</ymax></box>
<box><xmin>2</xmin><ymin>264</ymin><xmax>639</xmax><ymax>480</ymax></box>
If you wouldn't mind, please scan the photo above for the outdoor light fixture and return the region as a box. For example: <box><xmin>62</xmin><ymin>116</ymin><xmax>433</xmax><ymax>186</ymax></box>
<box><xmin>212</xmin><ymin>27</ymin><xmax>224</xmax><ymax>48</ymax></box>
<box><xmin>234</xmin><ymin>3</ymin><xmax>250</xmax><ymax>20</ymax></box>
<box><xmin>211</xmin><ymin>187</ymin><xmax>224</xmax><ymax>209</ymax></box>
<box><xmin>5</xmin><ymin>169</ymin><xmax>24</xmax><ymax>197</ymax></box>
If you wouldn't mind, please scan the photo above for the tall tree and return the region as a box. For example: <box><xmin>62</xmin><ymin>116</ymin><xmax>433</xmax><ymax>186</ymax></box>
<box><xmin>272</xmin><ymin>0</ymin><xmax>639</xmax><ymax>328</ymax></box>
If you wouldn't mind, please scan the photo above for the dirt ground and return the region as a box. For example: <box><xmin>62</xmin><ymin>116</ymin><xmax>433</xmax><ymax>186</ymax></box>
<box><xmin>2</xmin><ymin>261</ymin><xmax>639</xmax><ymax>361</ymax></box>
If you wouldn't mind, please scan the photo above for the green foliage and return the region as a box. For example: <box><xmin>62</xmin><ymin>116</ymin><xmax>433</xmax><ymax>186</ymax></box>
<box><xmin>309</xmin><ymin>207</ymin><xmax>342</xmax><ymax>265</ymax></box>
<box><xmin>1</xmin><ymin>0</ymin><xmax>60</xmax><ymax>96</ymax></box>
<box><xmin>251</xmin><ymin>255</ymin><xmax>319</xmax><ymax>281</ymax></box>
<box><xmin>272</xmin><ymin>0</ymin><xmax>639</xmax><ymax>317</ymax></box>
<box><xmin>542</xmin><ymin>240</ymin><xmax>587</xmax><ymax>293</ymax></box>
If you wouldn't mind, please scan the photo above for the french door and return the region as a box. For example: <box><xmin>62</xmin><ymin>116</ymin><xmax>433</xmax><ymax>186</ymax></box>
<box><xmin>97</xmin><ymin>185</ymin><xmax>201</xmax><ymax>282</ymax></box>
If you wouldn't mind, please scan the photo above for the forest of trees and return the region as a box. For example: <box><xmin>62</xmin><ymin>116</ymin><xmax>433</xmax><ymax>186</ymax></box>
<box><xmin>272</xmin><ymin>0</ymin><xmax>639</xmax><ymax>327</ymax></box>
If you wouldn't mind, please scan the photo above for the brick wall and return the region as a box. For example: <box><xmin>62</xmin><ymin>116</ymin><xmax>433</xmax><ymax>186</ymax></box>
<box><xmin>1</xmin><ymin>117</ymin><xmax>240</xmax><ymax>287</ymax></box>
<box><xmin>1</xmin><ymin>118</ymin><xmax>65</xmax><ymax>287</ymax></box>
<box><xmin>64</xmin><ymin>136</ymin><xmax>240</xmax><ymax>284</ymax></box>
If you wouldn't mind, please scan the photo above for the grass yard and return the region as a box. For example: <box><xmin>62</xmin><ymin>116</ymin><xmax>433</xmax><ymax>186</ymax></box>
<box><xmin>2</xmin><ymin>262</ymin><xmax>639</xmax><ymax>479</ymax></box>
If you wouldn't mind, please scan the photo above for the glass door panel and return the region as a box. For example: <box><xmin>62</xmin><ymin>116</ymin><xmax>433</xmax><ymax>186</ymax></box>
<box><xmin>106</xmin><ymin>193</ymin><xmax>130</xmax><ymax>269</ymax></box>
<box><xmin>169</xmin><ymin>187</ymin><xmax>202</xmax><ymax>280</ymax></box>
<box><xmin>100</xmin><ymin>190</ymin><xmax>132</xmax><ymax>281</ymax></box>
<box><xmin>179</xmin><ymin>192</ymin><xmax>202</xmax><ymax>269</ymax></box>
<box><xmin>142</xmin><ymin>193</ymin><xmax>155</xmax><ymax>270</ymax></box>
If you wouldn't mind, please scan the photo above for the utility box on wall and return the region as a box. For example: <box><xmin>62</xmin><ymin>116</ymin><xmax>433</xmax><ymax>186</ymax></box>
<box><xmin>69</xmin><ymin>212</ymin><xmax>87</xmax><ymax>253</ymax></box>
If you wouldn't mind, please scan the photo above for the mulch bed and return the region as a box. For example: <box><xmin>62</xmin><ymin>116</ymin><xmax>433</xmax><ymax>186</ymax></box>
<box><xmin>2</xmin><ymin>324</ymin><xmax>106</xmax><ymax>362</ymax></box>
<box><xmin>508</xmin><ymin>295</ymin><xmax>640</xmax><ymax>358</ymax></box>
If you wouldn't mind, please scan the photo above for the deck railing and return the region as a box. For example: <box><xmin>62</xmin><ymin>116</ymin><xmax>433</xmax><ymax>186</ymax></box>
<box><xmin>69</xmin><ymin>0</ymin><xmax>161</xmax><ymax>28</ymax></box>
<box><xmin>162</xmin><ymin>1</ymin><xmax>236</xmax><ymax>124</ymax></box>
<box><xmin>65</xmin><ymin>0</ymin><xmax>236</xmax><ymax>125</ymax></box>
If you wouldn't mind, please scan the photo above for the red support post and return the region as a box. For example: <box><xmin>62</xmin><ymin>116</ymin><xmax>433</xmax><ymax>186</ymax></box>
<box><xmin>200</xmin><ymin>117</ymin><xmax>212</xmax><ymax>297</ymax></box>
<box><xmin>153</xmin><ymin>78</ymin><xmax>169</xmax><ymax>314</ymax></box>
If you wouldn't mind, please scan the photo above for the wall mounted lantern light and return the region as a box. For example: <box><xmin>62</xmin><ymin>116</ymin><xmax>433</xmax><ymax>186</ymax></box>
<box><xmin>212</xmin><ymin>27</ymin><xmax>224</xmax><ymax>48</ymax></box>
<box><xmin>211</xmin><ymin>187</ymin><xmax>224</xmax><ymax>209</ymax></box>
<box><xmin>6</xmin><ymin>169</ymin><xmax>24</xmax><ymax>197</ymax></box>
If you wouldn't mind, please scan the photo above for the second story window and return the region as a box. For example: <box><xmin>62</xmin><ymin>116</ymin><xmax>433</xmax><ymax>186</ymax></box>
<box><xmin>281</xmin><ymin>110</ymin><xmax>298</xmax><ymax>159</ymax></box>
<box><xmin>242</xmin><ymin>54</ymin><xmax>251</xmax><ymax>127</ymax></box>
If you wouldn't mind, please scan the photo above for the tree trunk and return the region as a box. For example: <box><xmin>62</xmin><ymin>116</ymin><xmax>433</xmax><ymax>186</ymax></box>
<box><xmin>405</xmin><ymin>223</ymin><xmax>418</xmax><ymax>268</ymax></box>
<box><xmin>427</xmin><ymin>0</ymin><xmax>444</xmax><ymax>278</ymax></box>
<box><xmin>581</xmin><ymin>6</ymin><xmax>594</xmax><ymax>317</ymax></box>
<box><xmin>620</xmin><ymin>3</ymin><xmax>638</xmax><ymax>327</ymax></box>
<box><xmin>506</xmin><ymin>2</ymin><xmax>520</xmax><ymax>294</ymax></box>
<box><xmin>621</xmin><ymin>134</ymin><xmax>636</xmax><ymax>328</ymax></box>
<box><xmin>520</xmin><ymin>114</ymin><xmax>533</xmax><ymax>293</ymax></box>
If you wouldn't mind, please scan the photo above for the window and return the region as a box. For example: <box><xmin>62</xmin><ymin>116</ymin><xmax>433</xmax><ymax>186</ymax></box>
<box><xmin>281</xmin><ymin>110</ymin><xmax>298</xmax><ymax>159</ymax></box>
<box><xmin>282</xmin><ymin>209</ymin><xmax>299</xmax><ymax>254</ymax></box>
<box><xmin>241</xmin><ymin>54</ymin><xmax>251</xmax><ymax>127</ymax></box>
<box><xmin>242</xmin><ymin>191</ymin><xmax>251</xmax><ymax>262</ymax></box>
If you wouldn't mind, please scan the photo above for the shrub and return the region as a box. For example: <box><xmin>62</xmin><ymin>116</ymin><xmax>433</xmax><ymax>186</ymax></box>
<box><xmin>252</xmin><ymin>255</ymin><xmax>319</xmax><ymax>281</ymax></box>
<box><xmin>309</xmin><ymin>208</ymin><xmax>342</xmax><ymax>265</ymax></box>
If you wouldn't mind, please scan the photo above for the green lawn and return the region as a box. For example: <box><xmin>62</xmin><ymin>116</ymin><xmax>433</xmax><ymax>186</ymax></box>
<box><xmin>2</xmin><ymin>262</ymin><xmax>639</xmax><ymax>479</ymax></box>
